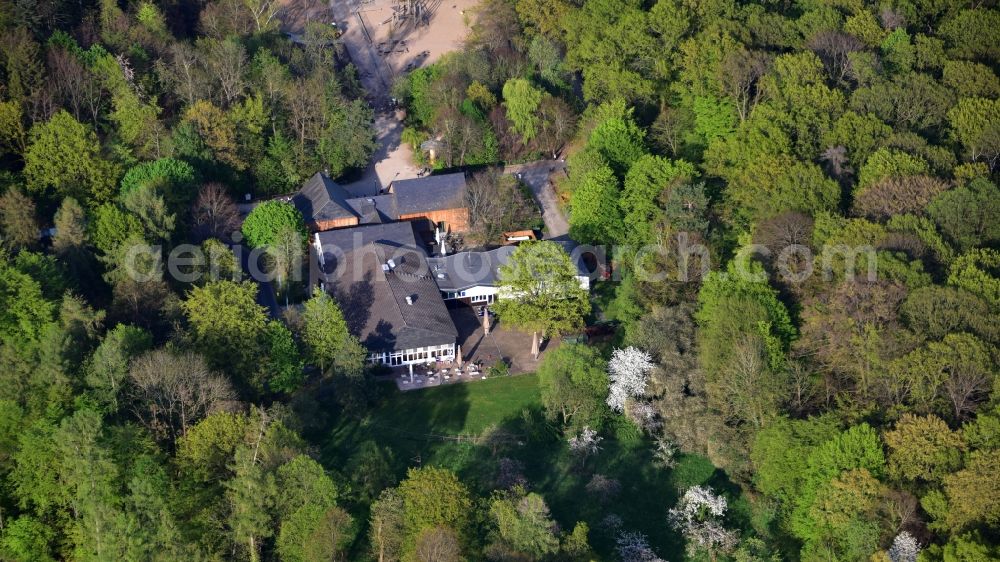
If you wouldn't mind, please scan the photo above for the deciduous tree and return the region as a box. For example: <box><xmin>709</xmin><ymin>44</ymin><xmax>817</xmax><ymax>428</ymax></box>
<box><xmin>537</xmin><ymin>344</ymin><xmax>608</xmax><ymax>429</ymax></box>
<box><xmin>182</xmin><ymin>280</ymin><xmax>270</xmax><ymax>378</ymax></box>
<box><xmin>241</xmin><ymin>200</ymin><xmax>305</xmax><ymax>249</ymax></box>
<box><xmin>947</xmin><ymin>97</ymin><xmax>1000</xmax><ymax>170</ymax></box>
<box><xmin>569</xmin><ymin>162</ymin><xmax>622</xmax><ymax>244</ymax></box>
<box><xmin>128</xmin><ymin>349</ymin><xmax>236</xmax><ymax>442</ymax></box>
<box><xmin>502</xmin><ymin>78</ymin><xmax>543</xmax><ymax>142</ymax></box>
<box><xmin>23</xmin><ymin>110</ymin><xmax>118</xmax><ymax>204</ymax></box>
<box><xmin>884</xmin><ymin>414</ymin><xmax>964</xmax><ymax>485</ymax></box>
<box><xmin>493</xmin><ymin>241</ymin><xmax>589</xmax><ymax>358</ymax></box>
<box><xmin>192</xmin><ymin>183</ymin><xmax>241</xmax><ymax>241</ymax></box>
<box><xmin>301</xmin><ymin>289</ymin><xmax>365</xmax><ymax>378</ymax></box>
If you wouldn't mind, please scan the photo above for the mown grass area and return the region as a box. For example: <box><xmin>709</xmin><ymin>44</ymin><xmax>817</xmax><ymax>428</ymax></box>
<box><xmin>320</xmin><ymin>375</ymin><xmax>541</xmax><ymax>463</ymax></box>
<box><xmin>315</xmin><ymin>374</ymin><xmax>737</xmax><ymax>560</ymax></box>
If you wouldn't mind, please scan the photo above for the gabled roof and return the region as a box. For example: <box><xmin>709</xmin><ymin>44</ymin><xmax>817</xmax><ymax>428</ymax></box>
<box><xmin>295</xmin><ymin>172</ymin><xmax>467</xmax><ymax>227</ymax></box>
<box><xmin>391</xmin><ymin>172</ymin><xmax>467</xmax><ymax>215</ymax></box>
<box><xmin>329</xmin><ymin>243</ymin><xmax>457</xmax><ymax>353</ymax></box>
<box><xmin>292</xmin><ymin>172</ymin><xmax>356</xmax><ymax>222</ymax></box>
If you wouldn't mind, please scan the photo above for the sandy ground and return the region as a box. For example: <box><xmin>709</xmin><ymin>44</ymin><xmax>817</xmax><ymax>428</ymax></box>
<box><xmin>356</xmin><ymin>0</ymin><xmax>477</xmax><ymax>78</ymax></box>
<box><xmin>317</xmin><ymin>0</ymin><xmax>479</xmax><ymax>193</ymax></box>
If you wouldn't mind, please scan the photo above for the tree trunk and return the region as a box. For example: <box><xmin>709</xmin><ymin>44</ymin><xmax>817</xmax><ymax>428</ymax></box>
<box><xmin>531</xmin><ymin>331</ymin><xmax>539</xmax><ymax>360</ymax></box>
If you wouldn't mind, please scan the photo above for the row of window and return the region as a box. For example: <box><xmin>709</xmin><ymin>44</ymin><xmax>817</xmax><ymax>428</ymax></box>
<box><xmin>442</xmin><ymin>290</ymin><xmax>494</xmax><ymax>303</ymax></box>
<box><xmin>369</xmin><ymin>344</ymin><xmax>456</xmax><ymax>366</ymax></box>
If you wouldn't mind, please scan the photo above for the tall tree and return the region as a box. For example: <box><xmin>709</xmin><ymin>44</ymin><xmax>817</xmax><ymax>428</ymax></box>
<box><xmin>697</xmin><ymin>261</ymin><xmax>795</xmax><ymax>429</ymax></box>
<box><xmin>128</xmin><ymin>349</ymin><xmax>236</xmax><ymax>442</ymax></box>
<box><xmin>536</xmin><ymin>344</ymin><xmax>608</xmax><ymax>429</ymax></box>
<box><xmin>493</xmin><ymin>241</ymin><xmax>589</xmax><ymax>358</ymax></box>
<box><xmin>569</xmin><ymin>163</ymin><xmax>622</xmax><ymax>244</ymax></box>
<box><xmin>947</xmin><ymin>97</ymin><xmax>1000</xmax><ymax>170</ymax></box>
<box><xmin>23</xmin><ymin>110</ymin><xmax>118</xmax><ymax>204</ymax></box>
<box><xmin>300</xmin><ymin>289</ymin><xmax>365</xmax><ymax>378</ymax></box>
<box><xmin>487</xmin><ymin>490</ymin><xmax>561</xmax><ymax>559</ymax></box>
<box><xmin>191</xmin><ymin>183</ymin><xmax>241</xmax><ymax>241</ymax></box>
<box><xmin>241</xmin><ymin>200</ymin><xmax>305</xmax><ymax>249</ymax></box>
<box><xmin>620</xmin><ymin>155</ymin><xmax>697</xmax><ymax>247</ymax></box>
<box><xmin>397</xmin><ymin>467</ymin><xmax>473</xmax><ymax>557</ymax></box>
<box><xmin>502</xmin><ymin>78</ymin><xmax>543</xmax><ymax>142</ymax></box>
<box><xmin>182</xmin><ymin>280</ymin><xmax>269</xmax><ymax>379</ymax></box>
<box><xmin>85</xmin><ymin>324</ymin><xmax>152</xmax><ymax>413</ymax></box>
<box><xmin>0</xmin><ymin>188</ymin><xmax>39</xmax><ymax>252</ymax></box>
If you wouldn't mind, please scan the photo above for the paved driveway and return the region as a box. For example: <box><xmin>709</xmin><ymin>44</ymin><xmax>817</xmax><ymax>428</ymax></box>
<box><xmin>450</xmin><ymin>303</ymin><xmax>560</xmax><ymax>374</ymax></box>
<box><xmin>505</xmin><ymin>160</ymin><xmax>570</xmax><ymax>240</ymax></box>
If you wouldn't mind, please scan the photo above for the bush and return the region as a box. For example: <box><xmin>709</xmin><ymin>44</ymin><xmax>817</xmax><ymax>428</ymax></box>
<box><xmin>670</xmin><ymin>454</ymin><xmax>716</xmax><ymax>492</ymax></box>
<box><xmin>488</xmin><ymin>360</ymin><xmax>510</xmax><ymax>378</ymax></box>
<box><xmin>609</xmin><ymin>415</ymin><xmax>642</xmax><ymax>442</ymax></box>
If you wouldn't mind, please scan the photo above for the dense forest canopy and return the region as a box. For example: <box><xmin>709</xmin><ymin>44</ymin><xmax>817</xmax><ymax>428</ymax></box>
<box><xmin>0</xmin><ymin>0</ymin><xmax>998</xmax><ymax>560</ymax></box>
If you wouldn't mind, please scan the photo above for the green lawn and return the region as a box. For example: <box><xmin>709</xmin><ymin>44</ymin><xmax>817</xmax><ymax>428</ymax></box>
<box><xmin>315</xmin><ymin>373</ymin><xmax>733</xmax><ymax>560</ymax></box>
<box><xmin>377</xmin><ymin>374</ymin><xmax>543</xmax><ymax>435</ymax></box>
<box><xmin>319</xmin><ymin>375</ymin><xmax>542</xmax><ymax>478</ymax></box>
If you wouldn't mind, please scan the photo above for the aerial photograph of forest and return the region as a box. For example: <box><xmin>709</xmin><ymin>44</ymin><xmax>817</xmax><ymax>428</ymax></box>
<box><xmin>0</xmin><ymin>0</ymin><xmax>997</xmax><ymax>560</ymax></box>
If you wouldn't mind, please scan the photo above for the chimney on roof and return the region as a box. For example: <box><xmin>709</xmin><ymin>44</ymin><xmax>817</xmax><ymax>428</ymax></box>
<box><xmin>387</xmin><ymin>258</ymin><xmax>396</xmax><ymax>269</ymax></box>
<box><xmin>405</xmin><ymin>295</ymin><xmax>414</xmax><ymax>305</ymax></box>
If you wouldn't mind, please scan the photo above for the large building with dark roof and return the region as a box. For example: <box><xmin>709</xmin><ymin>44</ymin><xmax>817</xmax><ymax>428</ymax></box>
<box><xmin>312</xmin><ymin>220</ymin><xmax>592</xmax><ymax>368</ymax></box>
<box><xmin>326</xmin><ymin>241</ymin><xmax>458</xmax><ymax>367</ymax></box>
<box><xmin>300</xmin><ymin>172</ymin><xmax>590</xmax><ymax>369</ymax></box>
<box><xmin>293</xmin><ymin>171</ymin><xmax>469</xmax><ymax>233</ymax></box>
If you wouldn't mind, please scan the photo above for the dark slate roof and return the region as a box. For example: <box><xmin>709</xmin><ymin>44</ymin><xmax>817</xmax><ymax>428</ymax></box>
<box><xmin>316</xmin><ymin>221</ymin><xmax>422</xmax><ymax>273</ymax></box>
<box><xmin>346</xmin><ymin>194</ymin><xmax>397</xmax><ymax>225</ymax></box>
<box><xmin>294</xmin><ymin>172</ymin><xmax>467</xmax><ymax>226</ymax></box>
<box><xmin>329</xmin><ymin>243</ymin><xmax>457</xmax><ymax>353</ymax></box>
<box><xmin>425</xmin><ymin>243</ymin><xmax>591</xmax><ymax>291</ymax></box>
<box><xmin>425</xmin><ymin>246</ymin><xmax>517</xmax><ymax>291</ymax></box>
<box><xmin>292</xmin><ymin>172</ymin><xmax>356</xmax><ymax>222</ymax></box>
<box><xmin>391</xmin><ymin>172</ymin><xmax>467</xmax><ymax>215</ymax></box>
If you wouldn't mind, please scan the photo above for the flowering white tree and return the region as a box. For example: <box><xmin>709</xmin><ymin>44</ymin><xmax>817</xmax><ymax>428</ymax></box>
<box><xmin>607</xmin><ymin>347</ymin><xmax>655</xmax><ymax>412</ymax></box>
<box><xmin>585</xmin><ymin>474</ymin><xmax>622</xmax><ymax>504</ymax></box>
<box><xmin>616</xmin><ymin>531</ymin><xmax>666</xmax><ymax>562</ymax></box>
<box><xmin>668</xmin><ymin>486</ymin><xmax>738</xmax><ymax>559</ymax></box>
<box><xmin>600</xmin><ymin>513</ymin><xmax>623</xmax><ymax>531</ymax></box>
<box><xmin>652</xmin><ymin>437</ymin><xmax>678</xmax><ymax>469</ymax></box>
<box><xmin>887</xmin><ymin>531</ymin><xmax>920</xmax><ymax>562</ymax></box>
<box><xmin>567</xmin><ymin>426</ymin><xmax>602</xmax><ymax>458</ymax></box>
<box><xmin>627</xmin><ymin>400</ymin><xmax>662</xmax><ymax>433</ymax></box>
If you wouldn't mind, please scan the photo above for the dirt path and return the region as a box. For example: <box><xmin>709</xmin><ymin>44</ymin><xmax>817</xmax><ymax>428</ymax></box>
<box><xmin>326</xmin><ymin>0</ymin><xmax>477</xmax><ymax>193</ymax></box>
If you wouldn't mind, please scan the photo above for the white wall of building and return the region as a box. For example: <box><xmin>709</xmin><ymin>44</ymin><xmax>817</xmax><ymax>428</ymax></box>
<box><xmin>368</xmin><ymin>343</ymin><xmax>456</xmax><ymax>367</ymax></box>
<box><xmin>441</xmin><ymin>284</ymin><xmax>499</xmax><ymax>303</ymax></box>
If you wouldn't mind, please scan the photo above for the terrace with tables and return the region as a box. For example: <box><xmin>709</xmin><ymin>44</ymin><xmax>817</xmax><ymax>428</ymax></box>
<box><xmin>390</xmin><ymin>359</ymin><xmax>489</xmax><ymax>391</ymax></box>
